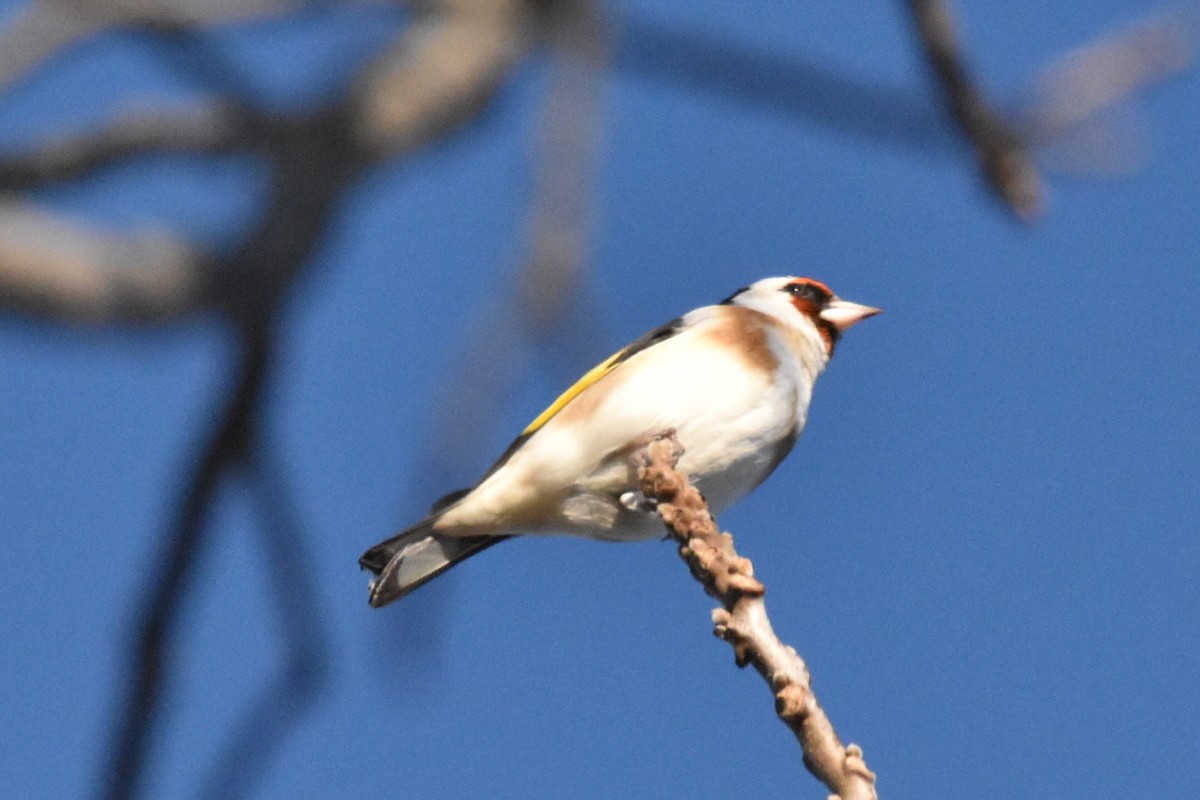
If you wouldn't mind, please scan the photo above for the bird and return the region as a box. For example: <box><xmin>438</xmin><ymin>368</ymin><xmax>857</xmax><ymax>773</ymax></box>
<box><xmin>360</xmin><ymin>276</ymin><xmax>880</xmax><ymax>607</ymax></box>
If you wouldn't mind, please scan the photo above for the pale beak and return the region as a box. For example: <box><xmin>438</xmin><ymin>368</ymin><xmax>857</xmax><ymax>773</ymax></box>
<box><xmin>819</xmin><ymin>298</ymin><xmax>882</xmax><ymax>331</ymax></box>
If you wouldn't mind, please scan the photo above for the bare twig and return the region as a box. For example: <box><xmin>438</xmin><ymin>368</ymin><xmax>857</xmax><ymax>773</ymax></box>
<box><xmin>0</xmin><ymin>1</ymin><xmax>112</xmax><ymax>91</ymax></box>
<box><xmin>0</xmin><ymin>101</ymin><xmax>243</xmax><ymax>189</ymax></box>
<box><xmin>517</xmin><ymin>0</ymin><xmax>607</xmax><ymax>338</ymax></box>
<box><xmin>906</xmin><ymin>0</ymin><xmax>1043</xmax><ymax>219</ymax></box>
<box><xmin>1013</xmin><ymin>10</ymin><xmax>1195</xmax><ymax>145</ymax></box>
<box><xmin>614</xmin><ymin>15</ymin><xmax>950</xmax><ymax>153</ymax></box>
<box><xmin>635</xmin><ymin>433</ymin><xmax>879</xmax><ymax>800</ymax></box>
<box><xmin>102</xmin><ymin>324</ymin><xmax>272</xmax><ymax>800</ymax></box>
<box><xmin>349</xmin><ymin>0</ymin><xmax>532</xmax><ymax>158</ymax></box>
<box><xmin>0</xmin><ymin>200</ymin><xmax>212</xmax><ymax>323</ymax></box>
<box><xmin>0</xmin><ymin>0</ymin><xmax>303</xmax><ymax>91</ymax></box>
<box><xmin>197</xmin><ymin>445</ymin><xmax>329</xmax><ymax>800</ymax></box>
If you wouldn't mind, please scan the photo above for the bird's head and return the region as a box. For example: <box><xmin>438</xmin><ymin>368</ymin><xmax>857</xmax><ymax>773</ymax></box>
<box><xmin>722</xmin><ymin>276</ymin><xmax>881</xmax><ymax>358</ymax></box>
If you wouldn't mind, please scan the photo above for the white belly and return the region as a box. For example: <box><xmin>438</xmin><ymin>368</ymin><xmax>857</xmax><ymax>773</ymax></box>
<box><xmin>440</xmin><ymin>318</ymin><xmax>813</xmax><ymax>540</ymax></box>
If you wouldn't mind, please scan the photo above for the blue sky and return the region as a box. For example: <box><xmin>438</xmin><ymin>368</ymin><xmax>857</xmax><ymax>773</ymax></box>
<box><xmin>1</xmin><ymin>1</ymin><xmax>1197</xmax><ymax>798</ymax></box>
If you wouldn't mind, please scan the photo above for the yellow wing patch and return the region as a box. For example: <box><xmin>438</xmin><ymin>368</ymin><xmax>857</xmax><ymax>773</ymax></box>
<box><xmin>516</xmin><ymin>316</ymin><xmax>683</xmax><ymax>438</ymax></box>
<box><xmin>521</xmin><ymin>349</ymin><xmax>624</xmax><ymax>436</ymax></box>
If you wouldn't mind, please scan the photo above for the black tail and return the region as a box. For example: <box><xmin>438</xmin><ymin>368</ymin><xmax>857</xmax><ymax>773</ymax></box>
<box><xmin>359</xmin><ymin>517</ymin><xmax>508</xmax><ymax>608</ymax></box>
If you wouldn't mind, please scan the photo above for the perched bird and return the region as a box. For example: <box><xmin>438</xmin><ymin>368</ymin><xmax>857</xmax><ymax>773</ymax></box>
<box><xmin>360</xmin><ymin>276</ymin><xmax>879</xmax><ymax>607</ymax></box>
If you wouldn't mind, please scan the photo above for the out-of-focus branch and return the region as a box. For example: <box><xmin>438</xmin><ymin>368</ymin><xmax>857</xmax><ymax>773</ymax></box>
<box><xmin>0</xmin><ymin>201</ymin><xmax>211</xmax><ymax>323</ymax></box>
<box><xmin>0</xmin><ymin>101</ymin><xmax>243</xmax><ymax>189</ymax></box>
<box><xmin>517</xmin><ymin>0</ymin><xmax>606</xmax><ymax>339</ymax></box>
<box><xmin>0</xmin><ymin>1</ymin><xmax>103</xmax><ymax>91</ymax></box>
<box><xmin>0</xmin><ymin>0</ymin><xmax>302</xmax><ymax>91</ymax></box>
<box><xmin>390</xmin><ymin>0</ymin><xmax>610</xmax><ymax>503</ymax></box>
<box><xmin>1013</xmin><ymin>11</ymin><xmax>1195</xmax><ymax>145</ymax></box>
<box><xmin>81</xmin><ymin>0</ymin><xmax>300</xmax><ymax>27</ymax></box>
<box><xmin>98</xmin><ymin>103</ymin><xmax>360</xmax><ymax>798</ymax></box>
<box><xmin>635</xmin><ymin>433</ymin><xmax>878</xmax><ymax>800</ymax></box>
<box><xmin>614</xmin><ymin>16</ymin><xmax>951</xmax><ymax>152</ymax></box>
<box><xmin>197</xmin><ymin>445</ymin><xmax>328</xmax><ymax>800</ymax></box>
<box><xmin>102</xmin><ymin>326</ymin><xmax>272</xmax><ymax>800</ymax></box>
<box><xmin>349</xmin><ymin>0</ymin><xmax>532</xmax><ymax>158</ymax></box>
<box><xmin>617</xmin><ymin>7</ymin><xmax>1191</xmax><ymax>189</ymax></box>
<box><xmin>906</xmin><ymin>0</ymin><xmax>1042</xmax><ymax>219</ymax></box>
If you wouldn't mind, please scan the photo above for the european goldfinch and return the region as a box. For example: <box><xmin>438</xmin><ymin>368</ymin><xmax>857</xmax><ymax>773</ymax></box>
<box><xmin>361</xmin><ymin>276</ymin><xmax>879</xmax><ymax>607</ymax></box>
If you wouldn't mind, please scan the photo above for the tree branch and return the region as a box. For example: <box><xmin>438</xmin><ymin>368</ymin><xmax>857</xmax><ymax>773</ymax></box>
<box><xmin>906</xmin><ymin>0</ymin><xmax>1043</xmax><ymax>219</ymax></box>
<box><xmin>0</xmin><ymin>200</ymin><xmax>212</xmax><ymax>323</ymax></box>
<box><xmin>0</xmin><ymin>101</ymin><xmax>243</xmax><ymax>189</ymax></box>
<box><xmin>196</xmin><ymin>444</ymin><xmax>329</xmax><ymax>800</ymax></box>
<box><xmin>516</xmin><ymin>0</ymin><xmax>607</xmax><ymax>339</ymax></box>
<box><xmin>1013</xmin><ymin>10</ymin><xmax>1195</xmax><ymax>145</ymax></box>
<box><xmin>0</xmin><ymin>0</ymin><xmax>303</xmax><ymax>91</ymax></box>
<box><xmin>635</xmin><ymin>432</ymin><xmax>879</xmax><ymax>800</ymax></box>
<box><xmin>101</xmin><ymin>324</ymin><xmax>272</xmax><ymax>800</ymax></box>
<box><xmin>0</xmin><ymin>1</ymin><xmax>111</xmax><ymax>92</ymax></box>
<box><xmin>348</xmin><ymin>0</ymin><xmax>531</xmax><ymax>158</ymax></box>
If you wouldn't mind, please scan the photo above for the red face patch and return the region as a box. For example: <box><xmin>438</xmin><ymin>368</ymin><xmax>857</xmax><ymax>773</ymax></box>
<box><xmin>792</xmin><ymin>277</ymin><xmax>833</xmax><ymax>296</ymax></box>
<box><xmin>782</xmin><ymin>278</ymin><xmax>838</xmax><ymax>356</ymax></box>
<box><xmin>783</xmin><ymin>278</ymin><xmax>833</xmax><ymax>317</ymax></box>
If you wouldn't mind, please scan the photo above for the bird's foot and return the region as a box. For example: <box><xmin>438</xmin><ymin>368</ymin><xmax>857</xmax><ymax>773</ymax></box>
<box><xmin>631</xmin><ymin>428</ymin><xmax>684</xmax><ymax>468</ymax></box>
<box><xmin>619</xmin><ymin>490</ymin><xmax>658</xmax><ymax>513</ymax></box>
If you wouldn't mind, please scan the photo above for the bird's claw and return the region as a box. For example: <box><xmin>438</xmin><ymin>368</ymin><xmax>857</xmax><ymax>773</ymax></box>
<box><xmin>619</xmin><ymin>490</ymin><xmax>659</xmax><ymax>513</ymax></box>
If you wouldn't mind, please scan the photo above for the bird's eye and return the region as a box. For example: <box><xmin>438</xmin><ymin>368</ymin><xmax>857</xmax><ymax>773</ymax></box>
<box><xmin>785</xmin><ymin>282</ymin><xmax>823</xmax><ymax>303</ymax></box>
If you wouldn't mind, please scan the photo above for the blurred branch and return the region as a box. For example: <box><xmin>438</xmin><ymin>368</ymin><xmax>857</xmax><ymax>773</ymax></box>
<box><xmin>614</xmin><ymin>16</ymin><xmax>952</xmax><ymax>152</ymax></box>
<box><xmin>635</xmin><ymin>433</ymin><xmax>878</xmax><ymax>800</ymax></box>
<box><xmin>0</xmin><ymin>101</ymin><xmax>243</xmax><ymax>188</ymax></box>
<box><xmin>80</xmin><ymin>0</ymin><xmax>301</xmax><ymax>27</ymax></box>
<box><xmin>198</xmin><ymin>445</ymin><xmax>329</xmax><ymax>800</ymax></box>
<box><xmin>0</xmin><ymin>200</ymin><xmax>212</xmax><ymax>323</ymax></box>
<box><xmin>616</xmin><ymin>6</ymin><xmax>1192</xmax><ymax>188</ymax></box>
<box><xmin>349</xmin><ymin>0</ymin><xmax>532</xmax><ymax>158</ymax></box>
<box><xmin>905</xmin><ymin>0</ymin><xmax>1043</xmax><ymax>219</ymax></box>
<box><xmin>102</xmin><ymin>325</ymin><xmax>272</xmax><ymax>800</ymax></box>
<box><xmin>1013</xmin><ymin>10</ymin><xmax>1195</xmax><ymax>145</ymax></box>
<box><xmin>516</xmin><ymin>0</ymin><xmax>606</xmax><ymax>340</ymax></box>
<box><xmin>0</xmin><ymin>0</ymin><xmax>106</xmax><ymax>91</ymax></box>
<box><xmin>0</xmin><ymin>0</ymin><xmax>303</xmax><ymax>91</ymax></box>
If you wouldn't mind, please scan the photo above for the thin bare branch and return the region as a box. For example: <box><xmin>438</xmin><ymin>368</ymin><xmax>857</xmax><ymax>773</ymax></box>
<box><xmin>197</xmin><ymin>445</ymin><xmax>328</xmax><ymax>800</ymax></box>
<box><xmin>616</xmin><ymin>7</ymin><xmax>1192</xmax><ymax>182</ymax></box>
<box><xmin>101</xmin><ymin>326</ymin><xmax>272</xmax><ymax>800</ymax></box>
<box><xmin>79</xmin><ymin>0</ymin><xmax>301</xmax><ymax>27</ymax></box>
<box><xmin>0</xmin><ymin>201</ymin><xmax>211</xmax><ymax>323</ymax></box>
<box><xmin>906</xmin><ymin>0</ymin><xmax>1043</xmax><ymax>220</ymax></box>
<box><xmin>1013</xmin><ymin>10</ymin><xmax>1195</xmax><ymax>145</ymax></box>
<box><xmin>0</xmin><ymin>1</ymin><xmax>107</xmax><ymax>91</ymax></box>
<box><xmin>635</xmin><ymin>433</ymin><xmax>879</xmax><ymax>800</ymax></box>
<box><xmin>349</xmin><ymin>0</ymin><xmax>532</xmax><ymax>158</ymax></box>
<box><xmin>614</xmin><ymin>15</ymin><xmax>952</xmax><ymax>153</ymax></box>
<box><xmin>0</xmin><ymin>0</ymin><xmax>305</xmax><ymax>91</ymax></box>
<box><xmin>517</xmin><ymin>0</ymin><xmax>607</xmax><ymax>338</ymax></box>
<box><xmin>0</xmin><ymin>101</ymin><xmax>243</xmax><ymax>188</ymax></box>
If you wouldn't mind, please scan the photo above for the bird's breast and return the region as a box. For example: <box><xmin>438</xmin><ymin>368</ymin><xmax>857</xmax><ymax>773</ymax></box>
<box><xmin>442</xmin><ymin>310</ymin><xmax>816</xmax><ymax>538</ymax></box>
